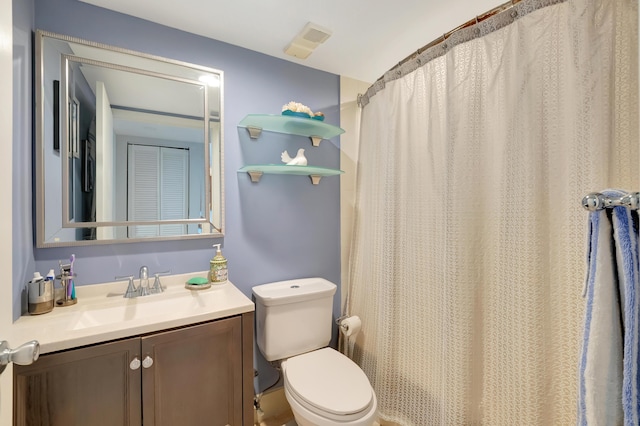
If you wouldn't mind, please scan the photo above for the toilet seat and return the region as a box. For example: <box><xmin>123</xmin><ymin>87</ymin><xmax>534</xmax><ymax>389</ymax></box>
<box><xmin>283</xmin><ymin>347</ymin><xmax>374</xmax><ymax>422</ymax></box>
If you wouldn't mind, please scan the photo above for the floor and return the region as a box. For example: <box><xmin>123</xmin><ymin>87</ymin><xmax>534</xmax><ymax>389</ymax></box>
<box><xmin>254</xmin><ymin>387</ymin><xmax>295</xmax><ymax>426</ymax></box>
<box><xmin>254</xmin><ymin>387</ymin><xmax>384</xmax><ymax>426</ymax></box>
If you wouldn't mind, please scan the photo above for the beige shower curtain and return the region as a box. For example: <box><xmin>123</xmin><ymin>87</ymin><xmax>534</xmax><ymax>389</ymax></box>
<box><xmin>345</xmin><ymin>0</ymin><xmax>638</xmax><ymax>424</ymax></box>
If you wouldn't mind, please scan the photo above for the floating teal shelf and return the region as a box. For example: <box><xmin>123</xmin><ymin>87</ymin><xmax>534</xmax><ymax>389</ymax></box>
<box><xmin>238</xmin><ymin>165</ymin><xmax>344</xmax><ymax>185</ymax></box>
<box><xmin>238</xmin><ymin>114</ymin><xmax>345</xmax><ymax>146</ymax></box>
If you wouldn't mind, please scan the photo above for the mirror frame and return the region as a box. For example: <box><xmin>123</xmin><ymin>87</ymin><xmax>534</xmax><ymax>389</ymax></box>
<box><xmin>35</xmin><ymin>30</ymin><xmax>225</xmax><ymax>247</ymax></box>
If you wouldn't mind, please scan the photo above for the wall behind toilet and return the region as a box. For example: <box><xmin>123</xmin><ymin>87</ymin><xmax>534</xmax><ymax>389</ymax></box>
<box><xmin>13</xmin><ymin>0</ymin><xmax>343</xmax><ymax>392</ymax></box>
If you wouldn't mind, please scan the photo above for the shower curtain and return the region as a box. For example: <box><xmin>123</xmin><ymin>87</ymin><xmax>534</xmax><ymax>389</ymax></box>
<box><xmin>345</xmin><ymin>0</ymin><xmax>638</xmax><ymax>424</ymax></box>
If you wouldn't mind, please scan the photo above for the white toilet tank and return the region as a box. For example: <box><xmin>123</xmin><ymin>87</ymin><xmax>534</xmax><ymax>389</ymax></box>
<box><xmin>253</xmin><ymin>278</ymin><xmax>337</xmax><ymax>361</ymax></box>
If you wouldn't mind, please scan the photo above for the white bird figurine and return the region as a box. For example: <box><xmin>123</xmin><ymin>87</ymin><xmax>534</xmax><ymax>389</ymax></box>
<box><xmin>281</xmin><ymin>148</ymin><xmax>307</xmax><ymax>166</ymax></box>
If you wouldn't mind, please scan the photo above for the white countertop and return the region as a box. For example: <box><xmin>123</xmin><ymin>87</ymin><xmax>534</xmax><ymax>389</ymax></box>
<box><xmin>10</xmin><ymin>272</ymin><xmax>254</xmax><ymax>354</ymax></box>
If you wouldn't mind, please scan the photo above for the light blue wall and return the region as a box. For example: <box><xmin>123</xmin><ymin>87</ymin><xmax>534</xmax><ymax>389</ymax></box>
<box><xmin>15</xmin><ymin>0</ymin><xmax>342</xmax><ymax>392</ymax></box>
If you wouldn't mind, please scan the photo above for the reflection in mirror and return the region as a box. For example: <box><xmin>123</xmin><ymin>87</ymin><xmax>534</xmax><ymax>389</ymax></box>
<box><xmin>35</xmin><ymin>30</ymin><xmax>224</xmax><ymax>247</ymax></box>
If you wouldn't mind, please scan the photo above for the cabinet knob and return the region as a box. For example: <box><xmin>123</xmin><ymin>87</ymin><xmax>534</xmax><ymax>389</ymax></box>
<box><xmin>129</xmin><ymin>357</ymin><xmax>141</xmax><ymax>370</ymax></box>
<box><xmin>142</xmin><ymin>355</ymin><xmax>154</xmax><ymax>369</ymax></box>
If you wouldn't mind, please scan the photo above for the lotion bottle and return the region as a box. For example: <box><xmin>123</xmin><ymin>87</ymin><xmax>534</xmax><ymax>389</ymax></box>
<box><xmin>209</xmin><ymin>244</ymin><xmax>228</xmax><ymax>284</ymax></box>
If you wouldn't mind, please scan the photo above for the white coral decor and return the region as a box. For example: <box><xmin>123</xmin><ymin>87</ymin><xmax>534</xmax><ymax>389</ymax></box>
<box><xmin>282</xmin><ymin>101</ymin><xmax>314</xmax><ymax>116</ymax></box>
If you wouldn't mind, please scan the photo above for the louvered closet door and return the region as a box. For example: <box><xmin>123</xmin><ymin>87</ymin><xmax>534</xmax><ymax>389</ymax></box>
<box><xmin>159</xmin><ymin>146</ymin><xmax>188</xmax><ymax>236</ymax></box>
<box><xmin>127</xmin><ymin>144</ymin><xmax>188</xmax><ymax>238</ymax></box>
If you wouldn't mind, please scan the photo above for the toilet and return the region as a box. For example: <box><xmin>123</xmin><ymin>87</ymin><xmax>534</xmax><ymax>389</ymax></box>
<box><xmin>253</xmin><ymin>278</ymin><xmax>378</xmax><ymax>426</ymax></box>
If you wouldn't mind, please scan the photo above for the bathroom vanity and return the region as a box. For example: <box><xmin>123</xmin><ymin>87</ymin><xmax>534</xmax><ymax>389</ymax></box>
<box><xmin>10</xmin><ymin>273</ymin><xmax>254</xmax><ymax>426</ymax></box>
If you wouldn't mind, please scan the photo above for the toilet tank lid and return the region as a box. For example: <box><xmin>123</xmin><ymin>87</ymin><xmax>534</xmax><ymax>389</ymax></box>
<box><xmin>252</xmin><ymin>278</ymin><xmax>337</xmax><ymax>306</ymax></box>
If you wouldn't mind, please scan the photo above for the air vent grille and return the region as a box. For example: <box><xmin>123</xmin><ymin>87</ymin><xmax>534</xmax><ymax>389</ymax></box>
<box><xmin>302</xmin><ymin>27</ymin><xmax>331</xmax><ymax>43</ymax></box>
<box><xmin>284</xmin><ymin>22</ymin><xmax>332</xmax><ymax>59</ymax></box>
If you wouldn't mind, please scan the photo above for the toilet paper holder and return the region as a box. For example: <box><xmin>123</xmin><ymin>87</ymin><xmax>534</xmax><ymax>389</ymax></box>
<box><xmin>336</xmin><ymin>315</ymin><xmax>361</xmax><ymax>334</ymax></box>
<box><xmin>336</xmin><ymin>315</ymin><xmax>362</xmax><ymax>359</ymax></box>
<box><xmin>336</xmin><ymin>315</ymin><xmax>349</xmax><ymax>331</ymax></box>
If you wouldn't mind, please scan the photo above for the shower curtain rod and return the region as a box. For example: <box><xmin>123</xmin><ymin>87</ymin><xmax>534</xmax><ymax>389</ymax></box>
<box><xmin>358</xmin><ymin>0</ymin><xmax>565</xmax><ymax>107</ymax></box>
<box><xmin>372</xmin><ymin>0</ymin><xmax>524</xmax><ymax>85</ymax></box>
<box><xmin>582</xmin><ymin>192</ymin><xmax>640</xmax><ymax>211</ymax></box>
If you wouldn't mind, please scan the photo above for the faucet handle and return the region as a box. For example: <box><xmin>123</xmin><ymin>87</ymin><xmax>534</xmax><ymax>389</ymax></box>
<box><xmin>115</xmin><ymin>275</ymin><xmax>138</xmax><ymax>298</ymax></box>
<box><xmin>115</xmin><ymin>275</ymin><xmax>134</xmax><ymax>281</ymax></box>
<box><xmin>151</xmin><ymin>270</ymin><xmax>171</xmax><ymax>294</ymax></box>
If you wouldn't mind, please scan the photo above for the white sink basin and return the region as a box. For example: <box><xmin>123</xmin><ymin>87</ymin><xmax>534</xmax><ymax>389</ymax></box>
<box><xmin>70</xmin><ymin>286</ymin><xmax>224</xmax><ymax>330</ymax></box>
<box><xmin>70</xmin><ymin>289</ymin><xmax>221</xmax><ymax>330</ymax></box>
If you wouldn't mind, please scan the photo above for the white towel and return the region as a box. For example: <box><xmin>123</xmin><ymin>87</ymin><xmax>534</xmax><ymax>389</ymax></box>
<box><xmin>578</xmin><ymin>189</ymin><xmax>640</xmax><ymax>426</ymax></box>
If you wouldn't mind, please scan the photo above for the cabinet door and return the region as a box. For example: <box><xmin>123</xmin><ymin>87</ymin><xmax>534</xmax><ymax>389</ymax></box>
<box><xmin>141</xmin><ymin>317</ymin><xmax>243</xmax><ymax>426</ymax></box>
<box><xmin>13</xmin><ymin>338</ymin><xmax>141</xmax><ymax>426</ymax></box>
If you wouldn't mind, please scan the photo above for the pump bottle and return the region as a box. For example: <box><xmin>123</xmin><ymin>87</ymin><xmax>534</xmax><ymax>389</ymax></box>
<box><xmin>209</xmin><ymin>244</ymin><xmax>228</xmax><ymax>284</ymax></box>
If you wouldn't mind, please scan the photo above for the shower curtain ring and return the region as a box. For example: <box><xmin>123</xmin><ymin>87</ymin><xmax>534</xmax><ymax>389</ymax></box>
<box><xmin>474</xmin><ymin>16</ymin><xmax>481</xmax><ymax>35</ymax></box>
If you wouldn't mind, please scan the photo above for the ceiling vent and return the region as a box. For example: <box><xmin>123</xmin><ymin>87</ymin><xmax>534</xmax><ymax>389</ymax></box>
<box><xmin>284</xmin><ymin>22</ymin><xmax>332</xmax><ymax>59</ymax></box>
<box><xmin>300</xmin><ymin>23</ymin><xmax>332</xmax><ymax>43</ymax></box>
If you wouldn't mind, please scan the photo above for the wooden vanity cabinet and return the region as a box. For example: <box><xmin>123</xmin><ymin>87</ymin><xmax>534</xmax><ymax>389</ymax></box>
<box><xmin>142</xmin><ymin>315</ymin><xmax>245</xmax><ymax>426</ymax></box>
<box><xmin>13</xmin><ymin>338</ymin><xmax>141</xmax><ymax>425</ymax></box>
<box><xmin>14</xmin><ymin>312</ymin><xmax>254</xmax><ymax>426</ymax></box>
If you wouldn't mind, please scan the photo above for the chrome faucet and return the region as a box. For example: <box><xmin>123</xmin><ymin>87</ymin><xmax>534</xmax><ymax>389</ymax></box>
<box><xmin>139</xmin><ymin>266</ymin><xmax>150</xmax><ymax>296</ymax></box>
<box><xmin>117</xmin><ymin>268</ymin><xmax>171</xmax><ymax>298</ymax></box>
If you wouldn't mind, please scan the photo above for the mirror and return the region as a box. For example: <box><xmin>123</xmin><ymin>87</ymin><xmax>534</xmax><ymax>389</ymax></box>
<box><xmin>35</xmin><ymin>30</ymin><xmax>224</xmax><ymax>247</ymax></box>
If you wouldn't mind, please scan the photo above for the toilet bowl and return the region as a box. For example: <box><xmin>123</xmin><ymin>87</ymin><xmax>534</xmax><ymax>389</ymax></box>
<box><xmin>252</xmin><ymin>278</ymin><xmax>377</xmax><ymax>426</ymax></box>
<box><xmin>282</xmin><ymin>347</ymin><xmax>378</xmax><ymax>426</ymax></box>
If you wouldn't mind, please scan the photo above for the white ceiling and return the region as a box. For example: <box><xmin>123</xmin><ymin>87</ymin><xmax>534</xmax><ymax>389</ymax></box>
<box><xmin>80</xmin><ymin>0</ymin><xmax>504</xmax><ymax>83</ymax></box>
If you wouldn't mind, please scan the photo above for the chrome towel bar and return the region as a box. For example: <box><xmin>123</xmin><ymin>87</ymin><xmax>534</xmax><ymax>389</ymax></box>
<box><xmin>582</xmin><ymin>192</ymin><xmax>640</xmax><ymax>211</ymax></box>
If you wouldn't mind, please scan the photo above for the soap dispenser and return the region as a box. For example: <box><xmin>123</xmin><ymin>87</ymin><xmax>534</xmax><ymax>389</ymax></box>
<box><xmin>209</xmin><ymin>244</ymin><xmax>228</xmax><ymax>284</ymax></box>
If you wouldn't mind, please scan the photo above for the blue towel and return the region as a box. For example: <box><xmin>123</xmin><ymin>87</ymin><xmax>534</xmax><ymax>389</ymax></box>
<box><xmin>578</xmin><ymin>189</ymin><xmax>640</xmax><ymax>425</ymax></box>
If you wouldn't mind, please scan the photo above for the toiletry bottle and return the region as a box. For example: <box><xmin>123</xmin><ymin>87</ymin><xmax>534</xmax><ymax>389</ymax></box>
<box><xmin>45</xmin><ymin>269</ymin><xmax>55</xmax><ymax>301</ymax></box>
<box><xmin>46</xmin><ymin>269</ymin><xmax>55</xmax><ymax>284</ymax></box>
<box><xmin>209</xmin><ymin>244</ymin><xmax>228</xmax><ymax>284</ymax></box>
<box><xmin>27</xmin><ymin>272</ymin><xmax>44</xmax><ymax>315</ymax></box>
<box><xmin>43</xmin><ymin>269</ymin><xmax>55</xmax><ymax>311</ymax></box>
<box><xmin>27</xmin><ymin>272</ymin><xmax>54</xmax><ymax>315</ymax></box>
